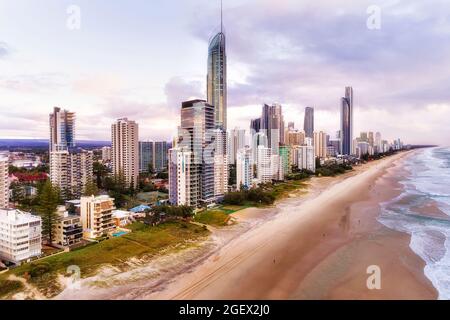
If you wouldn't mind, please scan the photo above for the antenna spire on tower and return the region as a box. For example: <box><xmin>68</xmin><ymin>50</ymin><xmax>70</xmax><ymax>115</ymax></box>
<box><xmin>220</xmin><ymin>0</ymin><xmax>223</xmax><ymax>33</ymax></box>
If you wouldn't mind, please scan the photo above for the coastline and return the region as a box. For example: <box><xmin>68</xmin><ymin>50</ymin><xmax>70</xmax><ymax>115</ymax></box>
<box><xmin>145</xmin><ymin>150</ymin><xmax>437</xmax><ymax>300</ymax></box>
<box><xmin>53</xmin><ymin>150</ymin><xmax>437</xmax><ymax>300</ymax></box>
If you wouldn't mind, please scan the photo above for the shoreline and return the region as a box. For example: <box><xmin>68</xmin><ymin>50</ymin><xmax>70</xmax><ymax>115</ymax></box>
<box><xmin>53</xmin><ymin>150</ymin><xmax>437</xmax><ymax>300</ymax></box>
<box><xmin>145</xmin><ymin>150</ymin><xmax>437</xmax><ymax>300</ymax></box>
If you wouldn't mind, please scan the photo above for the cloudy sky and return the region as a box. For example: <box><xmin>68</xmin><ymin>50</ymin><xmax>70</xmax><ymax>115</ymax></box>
<box><xmin>0</xmin><ymin>0</ymin><xmax>449</xmax><ymax>145</ymax></box>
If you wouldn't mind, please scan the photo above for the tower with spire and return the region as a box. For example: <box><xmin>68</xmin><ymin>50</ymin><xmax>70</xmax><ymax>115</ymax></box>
<box><xmin>207</xmin><ymin>0</ymin><xmax>227</xmax><ymax>131</ymax></box>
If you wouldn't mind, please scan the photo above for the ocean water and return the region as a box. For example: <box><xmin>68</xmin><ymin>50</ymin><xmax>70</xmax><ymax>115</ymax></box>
<box><xmin>378</xmin><ymin>147</ymin><xmax>450</xmax><ymax>300</ymax></box>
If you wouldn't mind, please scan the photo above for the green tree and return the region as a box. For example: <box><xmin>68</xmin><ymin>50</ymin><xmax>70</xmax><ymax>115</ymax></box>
<box><xmin>10</xmin><ymin>182</ymin><xmax>25</xmax><ymax>204</ymax></box>
<box><xmin>83</xmin><ymin>180</ymin><xmax>99</xmax><ymax>197</ymax></box>
<box><xmin>36</xmin><ymin>181</ymin><xmax>61</xmax><ymax>244</ymax></box>
<box><xmin>93</xmin><ymin>162</ymin><xmax>109</xmax><ymax>188</ymax></box>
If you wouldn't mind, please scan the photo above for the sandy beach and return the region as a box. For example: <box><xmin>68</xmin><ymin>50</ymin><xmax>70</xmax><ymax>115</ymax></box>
<box><xmin>56</xmin><ymin>150</ymin><xmax>438</xmax><ymax>300</ymax></box>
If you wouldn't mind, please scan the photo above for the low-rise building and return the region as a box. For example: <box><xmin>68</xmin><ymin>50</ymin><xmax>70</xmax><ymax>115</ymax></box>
<box><xmin>0</xmin><ymin>209</ymin><xmax>42</xmax><ymax>264</ymax></box>
<box><xmin>112</xmin><ymin>210</ymin><xmax>132</xmax><ymax>227</ymax></box>
<box><xmin>80</xmin><ymin>195</ymin><xmax>116</xmax><ymax>239</ymax></box>
<box><xmin>54</xmin><ymin>206</ymin><xmax>83</xmax><ymax>248</ymax></box>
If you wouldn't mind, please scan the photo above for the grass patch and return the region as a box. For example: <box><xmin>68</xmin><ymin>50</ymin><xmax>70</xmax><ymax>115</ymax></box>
<box><xmin>5</xmin><ymin>221</ymin><xmax>209</xmax><ymax>298</ymax></box>
<box><xmin>194</xmin><ymin>210</ymin><xmax>231</xmax><ymax>227</ymax></box>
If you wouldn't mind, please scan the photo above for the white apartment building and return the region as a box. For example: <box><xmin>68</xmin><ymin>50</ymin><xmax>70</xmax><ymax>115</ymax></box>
<box><xmin>112</xmin><ymin>118</ymin><xmax>139</xmax><ymax>188</ymax></box>
<box><xmin>271</xmin><ymin>154</ymin><xmax>283</xmax><ymax>181</ymax></box>
<box><xmin>168</xmin><ymin>148</ymin><xmax>197</xmax><ymax>206</ymax></box>
<box><xmin>80</xmin><ymin>195</ymin><xmax>116</xmax><ymax>239</ymax></box>
<box><xmin>214</xmin><ymin>129</ymin><xmax>228</xmax><ymax>200</ymax></box>
<box><xmin>0</xmin><ymin>209</ymin><xmax>42</xmax><ymax>264</ymax></box>
<box><xmin>50</xmin><ymin>149</ymin><xmax>93</xmax><ymax>199</ymax></box>
<box><xmin>236</xmin><ymin>147</ymin><xmax>252</xmax><ymax>190</ymax></box>
<box><xmin>0</xmin><ymin>155</ymin><xmax>9</xmax><ymax>209</ymax></box>
<box><xmin>297</xmin><ymin>138</ymin><xmax>316</xmax><ymax>173</ymax></box>
<box><xmin>257</xmin><ymin>146</ymin><xmax>273</xmax><ymax>184</ymax></box>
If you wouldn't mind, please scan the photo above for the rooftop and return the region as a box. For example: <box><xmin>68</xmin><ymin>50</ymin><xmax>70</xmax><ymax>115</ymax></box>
<box><xmin>0</xmin><ymin>209</ymin><xmax>41</xmax><ymax>224</ymax></box>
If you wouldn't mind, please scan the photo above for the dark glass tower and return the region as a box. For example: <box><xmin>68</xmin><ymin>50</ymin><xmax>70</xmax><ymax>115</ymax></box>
<box><xmin>340</xmin><ymin>87</ymin><xmax>354</xmax><ymax>155</ymax></box>
<box><xmin>303</xmin><ymin>107</ymin><xmax>314</xmax><ymax>139</ymax></box>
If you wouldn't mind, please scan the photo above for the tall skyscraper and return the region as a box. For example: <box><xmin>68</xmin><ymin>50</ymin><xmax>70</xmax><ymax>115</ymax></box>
<box><xmin>340</xmin><ymin>87</ymin><xmax>354</xmax><ymax>155</ymax></box>
<box><xmin>49</xmin><ymin>108</ymin><xmax>93</xmax><ymax>199</ymax></box>
<box><xmin>303</xmin><ymin>107</ymin><xmax>314</xmax><ymax>139</ymax></box>
<box><xmin>0</xmin><ymin>155</ymin><xmax>9</xmax><ymax>209</ymax></box>
<box><xmin>175</xmin><ymin>100</ymin><xmax>217</xmax><ymax>206</ymax></box>
<box><xmin>261</xmin><ymin>103</ymin><xmax>285</xmax><ymax>155</ymax></box>
<box><xmin>207</xmin><ymin>3</ymin><xmax>227</xmax><ymax>130</ymax></box>
<box><xmin>49</xmin><ymin>107</ymin><xmax>75</xmax><ymax>152</ymax></box>
<box><xmin>228</xmin><ymin>128</ymin><xmax>246</xmax><ymax>165</ymax></box>
<box><xmin>250</xmin><ymin>118</ymin><xmax>261</xmax><ymax>134</ymax></box>
<box><xmin>111</xmin><ymin>118</ymin><xmax>139</xmax><ymax>188</ymax></box>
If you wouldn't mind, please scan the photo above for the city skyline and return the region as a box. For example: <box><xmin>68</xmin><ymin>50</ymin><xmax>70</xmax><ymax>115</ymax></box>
<box><xmin>1</xmin><ymin>1</ymin><xmax>450</xmax><ymax>145</ymax></box>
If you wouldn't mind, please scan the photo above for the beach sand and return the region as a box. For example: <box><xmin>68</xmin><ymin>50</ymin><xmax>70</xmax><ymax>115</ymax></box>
<box><xmin>55</xmin><ymin>151</ymin><xmax>437</xmax><ymax>300</ymax></box>
<box><xmin>142</xmin><ymin>151</ymin><xmax>437</xmax><ymax>300</ymax></box>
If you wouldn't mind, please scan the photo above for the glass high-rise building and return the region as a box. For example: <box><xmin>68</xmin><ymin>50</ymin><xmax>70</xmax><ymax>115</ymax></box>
<box><xmin>340</xmin><ymin>87</ymin><xmax>354</xmax><ymax>155</ymax></box>
<box><xmin>49</xmin><ymin>107</ymin><xmax>76</xmax><ymax>152</ymax></box>
<box><xmin>303</xmin><ymin>107</ymin><xmax>314</xmax><ymax>139</ymax></box>
<box><xmin>139</xmin><ymin>141</ymin><xmax>154</xmax><ymax>173</ymax></box>
<box><xmin>154</xmin><ymin>141</ymin><xmax>168</xmax><ymax>173</ymax></box>
<box><xmin>261</xmin><ymin>104</ymin><xmax>285</xmax><ymax>155</ymax></box>
<box><xmin>207</xmin><ymin>25</ymin><xmax>227</xmax><ymax>130</ymax></box>
<box><xmin>178</xmin><ymin>99</ymin><xmax>216</xmax><ymax>206</ymax></box>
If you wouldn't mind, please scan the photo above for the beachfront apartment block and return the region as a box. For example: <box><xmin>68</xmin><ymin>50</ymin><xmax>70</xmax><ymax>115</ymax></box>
<box><xmin>0</xmin><ymin>209</ymin><xmax>42</xmax><ymax>264</ymax></box>
<box><xmin>168</xmin><ymin>148</ymin><xmax>198</xmax><ymax>207</ymax></box>
<box><xmin>0</xmin><ymin>155</ymin><xmax>9</xmax><ymax>209</ymax></box>
<box><xmin>54</xmin><ymin>206</ymin><xmax>83</xmax><ymax>248</ymax></box>
<box><xmin>236</xmin><ymin>147</ymin><xmax>252</xmax><ymax>190</ymax></box>
<box><xmin>257</xmin><ymin>146</ymin><xmax>273</xmax><ymax>183</ymax></box>
<box><xmin>297</xmin><ymin>138</ymin><xmax>316</xmax><ymax>173</ymax></box>
<box><xmin>80</xmin><ymin>195</ymin><xmax>116</xmax><ymax>239</ymax></box>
